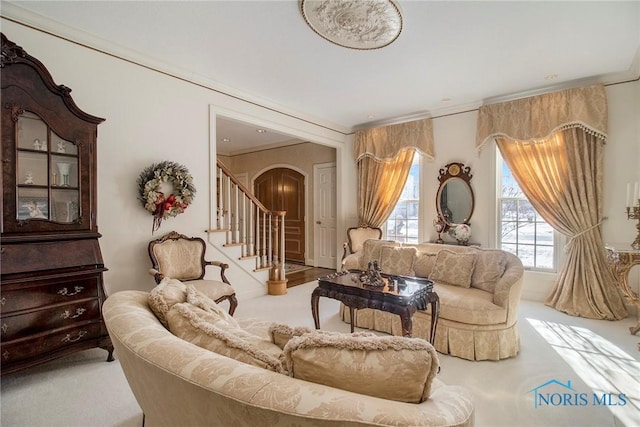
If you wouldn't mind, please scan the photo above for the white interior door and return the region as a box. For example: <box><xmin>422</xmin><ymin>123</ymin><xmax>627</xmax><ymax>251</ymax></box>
<box><xmin>314</xmin><ymin>163</ymin><xmax>336</xmax><ymax>269</ymax></box>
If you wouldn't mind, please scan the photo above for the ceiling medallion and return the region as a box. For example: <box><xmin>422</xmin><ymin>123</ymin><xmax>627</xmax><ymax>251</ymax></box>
<box><xmin>300</xmin><ymin>0</ymin><xmax>403</xmax><ymax>50</ymax></box>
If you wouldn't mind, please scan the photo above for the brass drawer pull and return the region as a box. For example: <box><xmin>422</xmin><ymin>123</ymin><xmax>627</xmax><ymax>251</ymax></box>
<box><xmin>61</xmin><ymin>308</ymin><xmax>86</xmax><ymax>319</ymax></box>
<box><xmin>1</xmin><ymin>323</ymin><xmax>7</xmax><ymax>334</ymax></box>
<box><xmin>57</xmin><ymin>286</ymin><xmax>84</xmax><ymax>297</ymax></box>
<box><xmin>3</xmin><ymin>350</ymin><xmax>9</xmax><ymax>360</ymax></box>
<box><xmin>1</xmin><ymin>297</ymin><xmax>5</xmax><ymax>306</ymax></box>
<box><xmin>62</xmin><ymin>330</ymin><xmax>87</xmax><ymax>343</ymax></box>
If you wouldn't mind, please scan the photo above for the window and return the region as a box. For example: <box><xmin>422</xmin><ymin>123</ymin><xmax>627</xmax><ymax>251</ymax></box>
<box><xmin>385</xmin><ymin>155</ymin><xmax>420</xmax><ymax>243</ymax></box>
<box><xmin>498</xmin><ymin>151</ymin><xmax>557</xmax><ymax>271</ymax></box>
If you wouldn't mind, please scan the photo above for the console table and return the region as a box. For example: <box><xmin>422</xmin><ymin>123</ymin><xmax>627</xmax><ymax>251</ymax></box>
<box><xmin>605</xmin><ymin>244</ymin><xmax>640</xmax><ymax>342</ymax></box>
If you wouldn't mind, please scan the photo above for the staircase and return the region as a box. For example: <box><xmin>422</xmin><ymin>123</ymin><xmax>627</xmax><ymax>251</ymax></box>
<box><xmin>206</xmin><ymin>159</ymin><xmax>286</xmax><ymax>289</ymax></box>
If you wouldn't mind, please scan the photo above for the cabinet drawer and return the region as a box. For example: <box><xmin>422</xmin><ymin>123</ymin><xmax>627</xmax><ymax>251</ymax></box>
<box><xmin>1</xmin><ymin>277</ymin><xmax>99</xmax><ymax>313</ymax></box>
<box><xmin>1</xmin><ymin>299</ymin><xmax>100</xmax><ymax>341</ymax></box>
<box><xmin>0</xmin><ymin>322</ymin><xmax>102</xmax><ymax>365</ymax></box>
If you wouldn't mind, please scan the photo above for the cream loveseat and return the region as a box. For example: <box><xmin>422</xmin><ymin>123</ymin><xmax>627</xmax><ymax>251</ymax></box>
<box><xmin>103</xmin><ymin>289</ymin><xmax>475</xmax><ymax>426</ymax></box>
<box><xmin>341</xmin><ymin>240</ymin><xmax>524</xmax><ymax>361</ymax></box>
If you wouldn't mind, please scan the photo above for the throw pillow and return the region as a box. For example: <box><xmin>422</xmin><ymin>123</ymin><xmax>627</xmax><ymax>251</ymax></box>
<box><xmin>471</xmin><ymin>250</ymin><xmax>507</xmax><ymax>293</ymax></box>
<box><xmin>380</xmin><ymin>246</ymin><xmax>417</xmax><ymax>276</ymax></box>
<box><xmin>166</xmin><ymin>302</ymin><xmax>286</xmax><ymax>374</ymax></box>
<box><xmin>268</xmin><ymin>323</ymin><xmax>313</xmax><ymax>349</ymax></box>
<box><xmin>148</xmin><ymin>277</ymin><xmax>187</xmax><ymax>327</ymax></box>
<box><xmin>283</xmin><ymin>331</ymin><xmax>439</xmax><ymax>403</ymax></box>
<box><xmin>429</xmin><ymin>249</ymin><xmax>477</xmax><ymax>288</ymax></box>
<box><xmin>413</xmin><ymin>252</ymin><xmax>437</xmax><ymax>278</ymax></box>
<box><xmin>361</xmin><ymin>239</ymin><xmax>400</xmax><ymax>266</ymax></box>
<box><xmin>185</xmin><ymin>284</ymin><xmax>238</xmax><ymax>327</ymax></box>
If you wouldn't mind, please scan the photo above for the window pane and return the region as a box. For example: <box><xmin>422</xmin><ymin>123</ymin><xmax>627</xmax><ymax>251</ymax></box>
<box><xmin>497</xmin><ymin>151</ymin><xmax>555</xmax><ymax>271</ymax></box>
<box><xmin>536</xmin><ymin>245</ymin><xmax>554</xmax><ymax>269</ymax></box>
<box><xmin>385</xmin><ymin>157</ymin><xmax>420</xmax><ymax>243</ymax></box>
<box><xmin>517</xmin><ymin>222</ymin><xmax>536</xmax><ymax>245</ymax></box>
<box><xmin>501</xmin><ymin>222</ymin><xmax>518</xmax><ymax>243</ymax></box>
<box><xmin>536</xmin><ymin>222</ymin><xmax>554</xmax><ymax>243</ymax></box>
<box><xmin>517</xmin><ymin>244</ymin><xmax>535</xmax><ymax>268</ymax></box>
<box><xmin>406</xmin><ymin>219</ymin><xmax>419</xmax><ymax>239</ymax></box>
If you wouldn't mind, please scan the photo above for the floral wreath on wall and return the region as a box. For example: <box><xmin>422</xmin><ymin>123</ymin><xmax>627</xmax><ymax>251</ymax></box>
<box><xmin>137</xmin><ymin>161</ymin><xmax>196</xmax><ymax>233</ymax></box>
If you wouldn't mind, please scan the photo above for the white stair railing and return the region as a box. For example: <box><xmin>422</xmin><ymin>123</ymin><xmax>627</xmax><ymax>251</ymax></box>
<box><xmin>212</xmin><ymin>160</ymin><xmax>286</xmax><ymax>281</ymax></box>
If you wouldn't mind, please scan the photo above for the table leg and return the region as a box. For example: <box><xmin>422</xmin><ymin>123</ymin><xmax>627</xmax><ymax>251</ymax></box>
<box><xmin>311</xmin><ymin>288</ymin><xmax>321</xmax><ymax>330</ymax></box>
<box><xmin>428</xmin><ymin>293</ymin><xmax>440</xmax><ymax>345</ymax></box>
<box><xmin>349</xmin><ymin>307</ymin><xmax>355</xmax><ymax>333</ymax></box>
<box><xmin>399</xmin><ymin>312</ymin><xmax>413</xmax><ymax>337</ymax></box>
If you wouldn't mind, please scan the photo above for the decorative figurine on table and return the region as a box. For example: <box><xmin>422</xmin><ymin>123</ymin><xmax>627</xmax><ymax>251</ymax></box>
<box><xmin>359</xmin><ymin>260</ymin><xmax>385</xmax><ymax>287</ymax></box>
<box><xmin>433</xmin><ymin>215</ymin><xmax>445</xmax><ymax>244</ymax></box>
<box><xmin>33</xmin><ymin>139</ymin><xmax>41</xmax><ymax>150</ymax></box>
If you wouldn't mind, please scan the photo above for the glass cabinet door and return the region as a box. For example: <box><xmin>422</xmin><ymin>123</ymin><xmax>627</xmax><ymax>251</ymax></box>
<box><xmin>16</xmin><ymin>111</ymin><xmax>79</xmax><ymax>223</ymax></box>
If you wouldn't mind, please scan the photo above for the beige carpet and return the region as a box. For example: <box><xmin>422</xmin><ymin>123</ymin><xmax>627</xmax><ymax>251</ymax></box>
<box><xmin>1</xmin><ymin>281</ymin><xmax>639</xmax><ymax>427</ymax></box>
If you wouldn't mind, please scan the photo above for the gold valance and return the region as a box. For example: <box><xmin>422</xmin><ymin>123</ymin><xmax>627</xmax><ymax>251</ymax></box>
<box><xmin>476</xmin><ymin>84</ymin><xmax>608</xmax><ymax>151</ymax></box>
<box><xmin>355</xmin><ymin>117</ymin><xmax>434</xmax><ymax>162</ymax></box>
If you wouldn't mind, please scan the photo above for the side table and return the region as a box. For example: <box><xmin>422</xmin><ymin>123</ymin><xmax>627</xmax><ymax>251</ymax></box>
<box><xmin>605</xmin><ymin>244</ymin><xmax>640</xmax><ymax>347</ymax></box>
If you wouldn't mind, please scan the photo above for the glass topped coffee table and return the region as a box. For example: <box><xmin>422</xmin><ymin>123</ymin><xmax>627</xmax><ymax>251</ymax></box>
<box><xmin>311</xmin><ymin>270</ymin><xmax>439</xmax><ymax>343</ymax></box>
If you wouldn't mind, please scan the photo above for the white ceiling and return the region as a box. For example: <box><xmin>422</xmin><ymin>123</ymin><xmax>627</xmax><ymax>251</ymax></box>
<box><xmin>3</xmin><ymin>1</ymin><xmax>639</xmax><ymax>154</ymax></box>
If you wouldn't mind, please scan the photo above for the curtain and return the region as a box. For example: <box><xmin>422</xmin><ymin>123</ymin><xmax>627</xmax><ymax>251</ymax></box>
<box><xmin>497</xmin><ymin>130</ymin><xmax>626</xmax><ymax>320</ymax></box>
<box><xmin>358</xmin><ymin>150</ymin><xmax>415</xmax><ymax>228</ymax></box>
<box><xmin>479</xmin><ymin>84</ymin><xmax>626</xmax><ymax>320</ymax></box>
<box><xmin>355</xmin><ymin>118</ymin><xmax>433</xmax><ymax>228</ymax></box>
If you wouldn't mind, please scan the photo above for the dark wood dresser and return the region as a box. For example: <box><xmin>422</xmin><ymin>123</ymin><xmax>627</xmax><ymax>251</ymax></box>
<box><xmin>1</xmin><ymin>33</ymin><xmax>113</xmax><ymax>375</ymax></box>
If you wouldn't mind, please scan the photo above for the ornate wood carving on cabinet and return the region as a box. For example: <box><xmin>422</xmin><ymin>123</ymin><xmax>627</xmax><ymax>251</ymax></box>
<box><xmin>1</xmin><ymin>33</ymin><xmax>114</xmax><ymax>375</ymax></box>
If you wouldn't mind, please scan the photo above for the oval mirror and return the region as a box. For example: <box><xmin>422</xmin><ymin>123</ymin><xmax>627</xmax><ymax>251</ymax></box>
<box><xmin>436</xmin><ymin>162</ymin><xmax>474</xmax><ymax>229</ymax></box>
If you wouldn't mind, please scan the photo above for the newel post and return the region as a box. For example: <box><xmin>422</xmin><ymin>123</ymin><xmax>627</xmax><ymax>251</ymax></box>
<box><xmin>267</xmin><ymin>211</ymin><xmax>287</xmax><ymax>295</ymax></box>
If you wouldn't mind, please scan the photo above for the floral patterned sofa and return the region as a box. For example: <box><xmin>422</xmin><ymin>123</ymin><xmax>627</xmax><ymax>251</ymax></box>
<box><xmin>341</xmin><ymin>240</ymin><xmax>524</xmax><ymax>361</ymax></box>
<box><xmin>103</xmin><ymin>288</ymin><xmax>475</xmax><ymax>426</ymax></box>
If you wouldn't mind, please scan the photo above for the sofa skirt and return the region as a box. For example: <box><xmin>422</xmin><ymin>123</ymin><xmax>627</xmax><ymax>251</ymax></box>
<box><xmin>340</xmin><ymin>305</ymin><xmax>520</xmax><ymax>361</ymax></box>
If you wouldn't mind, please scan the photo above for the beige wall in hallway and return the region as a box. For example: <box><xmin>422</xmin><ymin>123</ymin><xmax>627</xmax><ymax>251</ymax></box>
<box><xmin>220</xmin><ymin>142</ymin><xmax>336</xmax><ymax>264</ymax></box>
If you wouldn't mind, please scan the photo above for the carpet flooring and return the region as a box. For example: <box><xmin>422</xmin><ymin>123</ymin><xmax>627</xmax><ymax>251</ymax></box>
<box><xmin>1</xmin><ymin>281</ymin><xmax>639</xmax><ymax>427</ymax></box>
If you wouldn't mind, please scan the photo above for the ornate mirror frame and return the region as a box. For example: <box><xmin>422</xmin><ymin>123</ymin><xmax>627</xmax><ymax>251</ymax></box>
<box><xmin>436</xmin><ymin>162</ymin><xmax>474</xmax><ymax>230</ymax></box>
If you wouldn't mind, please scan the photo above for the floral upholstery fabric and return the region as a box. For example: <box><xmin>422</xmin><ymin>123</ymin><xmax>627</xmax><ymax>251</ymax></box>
<box><xmin>104</xmin><ymin>291</ymin><xmax>475</xmax><ymax>426</ymax></box>
<box><xmin>380</xmin><ymin>246</ymin><xmax>417</xmax><ymax>276</ymax></box>
<box><xmin>148</xmin><ymin>277</ymin><xmax>188</xmax><ymax>327</ymax></box>
<box><xmin>152</xmin><ymin>238</ymin><xmax>204</xmax><ymax>280</ymax></box>
<box><xmin>184</xmin><ymin>279</ymin><xmax>235</xmax><ymax>301</ymax></box>
<box><xmin>348</xmin><ymin>227</ymin><xmax>383</xmax><ymax>253</ymax></box>
<box><xmin>283</xmin><ymin>331</ymin><xmax>439</xmax><ymax>404</ymax></box>
<box><xmin>166</xmin><ymin>302</ymin><xmax>286</xmax><ymax>373</ymax></box>
<box><xmin>268</xmin><ymin>323</ymin><xmax>313</xmax><ymax>350</ymax></box>
<box><xmin>413</xmin><ymin>252</ymin><xmax>437</xmax><ymax>277</ymax></box>
<box><xmin>361</xmin><ymin>239</ymin><xmax>400</xmax><ymax>266</ymax></box>
<box><xmin>429</xmin><ymin>250</ymin><xmax>477</xmax><ymax>288</ymax></box>
<box><xmin>342</xmin><ymin>242</ymin><xmax>524</xmax><ymax>361</ymax></box>
<box><xmin>470</xmin><ymin>250</ymin><xmax>507</xmax><ymax>293</ymax></box>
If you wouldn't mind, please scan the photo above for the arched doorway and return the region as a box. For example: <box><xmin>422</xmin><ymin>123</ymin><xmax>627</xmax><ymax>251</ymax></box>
<box><xmin>254</xmin><ymin>168</ymin><xmax>305</xmax><ymax>263</ymax></box>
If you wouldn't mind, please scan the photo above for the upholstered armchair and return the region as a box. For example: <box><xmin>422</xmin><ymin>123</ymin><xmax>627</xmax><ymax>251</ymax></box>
<box><xmin>341</xmin><ymin>226</ymin><xmax>383</xmax><ymax>270</ymax></box>
<box><xmin>148</xmin><ymin>231</ymin><xmax>238</xmax><ymax>315</ymax></box>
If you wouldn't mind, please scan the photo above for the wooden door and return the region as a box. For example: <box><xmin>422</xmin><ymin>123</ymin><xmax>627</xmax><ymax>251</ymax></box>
<box><xmin>254</xmin><ymin>168</ymin><xmax>305</xmax><ymax>263</ymax></box>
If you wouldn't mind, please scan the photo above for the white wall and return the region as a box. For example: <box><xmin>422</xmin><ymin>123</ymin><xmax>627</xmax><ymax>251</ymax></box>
<box><xmin>1</xmin><ymin>21</ymin><xmax>351</xmax><ymax>299</ymax></box>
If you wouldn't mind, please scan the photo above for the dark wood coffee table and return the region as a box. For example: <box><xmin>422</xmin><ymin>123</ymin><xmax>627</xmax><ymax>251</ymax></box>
<box><xmin>311</xmin><ymin>270</ymin><xmax>439</xmax><ymax>343</ymax></box>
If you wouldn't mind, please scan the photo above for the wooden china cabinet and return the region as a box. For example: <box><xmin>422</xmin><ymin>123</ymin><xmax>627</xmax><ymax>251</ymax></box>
<box><xmin>0</xmin><ymin>33</ymin><xmax>113</xmax><ymax>375</ymax></box>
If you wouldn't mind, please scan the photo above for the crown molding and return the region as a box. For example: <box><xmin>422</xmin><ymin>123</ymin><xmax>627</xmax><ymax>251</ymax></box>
<box><xmin>0</xmin><ymin>2</ymin><xmax>351</xmax><ymax>136</ymax></box>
